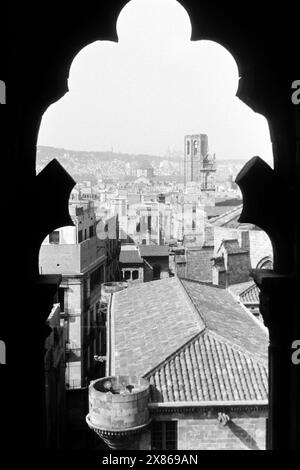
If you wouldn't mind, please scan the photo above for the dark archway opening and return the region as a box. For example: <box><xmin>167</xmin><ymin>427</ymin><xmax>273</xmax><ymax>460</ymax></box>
<box><xmin>2</xmin><ymin>0</ymin><xmax>299</xmax><ymax>455</ymax></box>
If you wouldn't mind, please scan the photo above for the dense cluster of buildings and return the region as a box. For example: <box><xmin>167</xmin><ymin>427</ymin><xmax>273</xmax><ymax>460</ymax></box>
<box><xmin>39</xmin><ymin>133</ymin><xmax>271</xmax><ymax>450</ymax></box>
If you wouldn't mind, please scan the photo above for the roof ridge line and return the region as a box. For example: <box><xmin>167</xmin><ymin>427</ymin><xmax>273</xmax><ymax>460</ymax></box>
<box><xmin>206</xmin><ymin>330</ymin><xmax>268</xmax><ymax>368</ymax></box>
<box><xmin>144</xmin><ymin>329</ymin><xmax>267</xmax><ymax>381</ymax></box>
<box><xmin>240</xmin><ymin>281</ymin><xmax>258</xmax><ymax>296</ymax></box>
<box><xmin>175</xmin><ymin>276</ymin><xmax>208</xmax><ymax>329</ymax></box>
<box><xmin>210</xmin><ymin>205</ymin><xmax>242</xmax><ymax>224</ymax></box>
<box><xmin>182</xmin><ymin>279</ymin><xmax>268</xmax><ymax>360</ymax></box>
<box><xmin>181</xmin><ymin>277</ymin><xmax>225</xmax><ymax>289</ymax></box>
<box><xmin>177</xmin><ymin>278</ymin><xmax>209</xmax><ymax>330</ymax></box>
<box><xmin>144</xmin><ymin>330</ymin><xmax>205</xmax><ymax>379</ymax></box>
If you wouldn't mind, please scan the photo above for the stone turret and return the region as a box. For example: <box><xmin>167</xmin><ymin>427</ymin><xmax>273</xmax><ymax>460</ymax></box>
<box><xmin>86</xmin><ymin>376</ymin><xmax>151</xmax><ymax>450</ymax></box>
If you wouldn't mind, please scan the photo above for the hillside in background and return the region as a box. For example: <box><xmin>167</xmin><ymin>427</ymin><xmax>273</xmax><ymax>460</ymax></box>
<box><xmin>36</xmin><ymin>145</ymin><xmax>247</xmax><ymax>183</ymax></box>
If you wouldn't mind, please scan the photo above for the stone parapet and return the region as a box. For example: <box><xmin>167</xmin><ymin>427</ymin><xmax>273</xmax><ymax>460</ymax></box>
<box><xmin>86</xmin><ymin>376</ymin><xmax>151</xmax><ymax>449</ymax></box>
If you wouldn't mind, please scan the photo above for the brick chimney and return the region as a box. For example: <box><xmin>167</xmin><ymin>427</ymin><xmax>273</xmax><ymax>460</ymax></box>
<box><xmin>212</xmin><ymin>239</ymin><xmax>251</xmax><ymax>286</ymax></box>
<box><xmin>240</xmin><ymin>230</ymin><xmax>250</xmax><ymax>252</ymax></box>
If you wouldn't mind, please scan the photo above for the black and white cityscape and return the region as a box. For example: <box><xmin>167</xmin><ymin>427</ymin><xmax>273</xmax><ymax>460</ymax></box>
<box><xmin>2</xmin><ymin>0</ymin><xmax>300</xmax><ymax>457</ymax></box>
<box><xmin>34</xmin><ymin>0</ymin><xmax>275</xmax><ymax>451</ymax></box>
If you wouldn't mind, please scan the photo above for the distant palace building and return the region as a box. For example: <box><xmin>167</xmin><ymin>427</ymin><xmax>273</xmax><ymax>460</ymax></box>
<box><xmin>184</xmin><ymin>134</ymin><xmax>216</xmax><ymax>206</ymax></box>
<box><xmin>136</xmin><ymin>160</ymin><xmax>154</xmax><ymax>179</ymax></box>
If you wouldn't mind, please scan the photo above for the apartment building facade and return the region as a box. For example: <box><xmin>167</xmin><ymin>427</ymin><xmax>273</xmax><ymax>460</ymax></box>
<box><xmin>39</xmin><ymin>200</ymin><xmax>120</xmax><ymax>389</ymax></box>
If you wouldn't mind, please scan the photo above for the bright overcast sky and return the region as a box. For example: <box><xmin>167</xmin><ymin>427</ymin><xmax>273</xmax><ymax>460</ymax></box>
<box><xmin>37</xmin><ymin>0</ymin><xmax>273</xmax><ymax>163</ymax></box>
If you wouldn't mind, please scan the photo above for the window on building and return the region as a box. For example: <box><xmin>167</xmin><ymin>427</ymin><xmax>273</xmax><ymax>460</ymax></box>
<box><xmin>49</xmin><ymin>230</ymin><xmax>60</xmax><ymax>244</ymax></box>
<box><xmin>90</xmin><ymin>266</ymin><xmax>102</xmax><ymax>292</ymax></box>
<box><xmin>78</xmin><ymin>230</ymin><xmax>83</xmax><ymax>243</ymax></box>
<box><xmin>151</xmin><ymin>421</ymin><xmax>177</xmax><ymax>450</ymax></box>
<box><xmin>124</xmin><ymin>270</ymin><xmax>131</xmax><ymax>280</ymax></box>
<box><xmin>136</xmin><ymin>222</ymin><xmax>140</xmax><ymax>233</ymax></box>
<box><xmin>256</xmin><ymin>257</ymin><xmax>273</xmax><ymax>270</ymax></box>
<box><xmin>153</xmin><ymin>264</ymin><xmax>161</xmax><ymax>280</ymax></box>
<box><xmin>132</xmin><ymin>270</ymin><xmax>139</xmax><ymax>280</ymax></box>
<box><xmin>58</xmin><ymin>287</ymin><xmax>65</xmax><ymax>312</ymax></box>
<box><xmin>84</xmin><ymin>228</ymin><xmax>87</xmax><ymax>240</ymax></box>
<box><xmin>187</xmin><ymin>140</ymin><xmax>190</xmax><ymax>155</ymax></box>
<box><xmin>83</xmin><ymin>278</ymin><xmax>89</xmax><ymax>308</ymax></box>
<box><xmin>84</xmin><ymin>349</ymin><xmax>88</xmax><ymax>377</ymax></box>
<box><xmin>89</xmin><ymin>225</ymin><xmax>94</xmax><ymax>238</ymax></box>
<box><xmin>86</xmin><ymin>310</ymin><xmax>91</xmax><ymax>336</ymax></box>
<box><xmin>193</xmin><ymin>140</ymin><xmax>198</xmax><ymax>154</ymax></box>
<box><xmin>148</xmin><ymin>215</ymin><xmax>152</xmax><ymax>233</ymax></box>
<box><xmin>87</xmin><ymin>345</ymin><xmax>91</xmax><ymax>371</ymax></box>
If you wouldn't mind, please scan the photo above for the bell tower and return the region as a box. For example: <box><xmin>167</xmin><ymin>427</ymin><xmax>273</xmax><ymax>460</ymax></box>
<box><xmin>184</xmin><ymin>133</ymin><xmax>216</xmax><ymax>205</ymax></box>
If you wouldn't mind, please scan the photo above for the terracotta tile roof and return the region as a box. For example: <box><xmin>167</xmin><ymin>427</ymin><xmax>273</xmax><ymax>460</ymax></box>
<box><xmin>147</xmin><ymin>331</ymin><xmax>268</xmax><ymax>403</ymax></box>
<box><xmin>228</xmin><ymin>281</ymin><xmax>255</xmax><ymax>298</ymax></box>
<box><xmin>210</xmin><ymin>205</ymin><xmax>258</xmax><ymax>230</ymax></box>
<box><xmin>239</xmin><ymin>283</ymin><xmax>260</xmax><ymax>305</ymax></box>
<box><xmin>210</xmin><ymin>205</ymin><xmax>243</xmax><ymax>227</ymax></box>
<box><xmin>181</xmin><ymin>279</ymin><xmax>268</xmax><ymax>362</ymax></box>
<box><xmin>139</xmin><ymin>245</ymin><xmax>169</xmax><ymax>257</ymax></box>
<box><xmin>111</xmin><ymin>277</ymin><xmax>268</xmax><ymax>404</ymax></box>
<box><xmin>228</xmin><ymin>281</ymin><xmax>260</xmax><ymax>305</ymax></box>
<box><xmin>204</xmin><ymin>206</ymin><xmax>234</xmax><ymax>218</ymax></box>
<box><xmin>215</xmin><ymin>198</ymin><xmax>243</xmax><ymax>207</ymax></box>
<box><xmin>111</xmin><ymin>277</ymin><xmax>205</xmax><ymax>378</ymax></box>
<box><xmin>119</xmin><ymin>249</ymin><xmax>143</xmax><ymax>264</ymax></box>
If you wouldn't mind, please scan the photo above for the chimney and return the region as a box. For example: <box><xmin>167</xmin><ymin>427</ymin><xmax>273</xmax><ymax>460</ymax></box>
<box><xmin>240</xmin><ymin>230</ymin><xmax>250</xmax><ymax>252</ymax></box>
<box><xmin>157</xmin><ymin>194</ymin><xmax>165</xmax><ymax>245</ymax></box>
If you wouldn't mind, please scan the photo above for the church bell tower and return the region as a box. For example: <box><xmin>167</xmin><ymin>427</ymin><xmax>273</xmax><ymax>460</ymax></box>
<box><xmin>184</xmin><ymin>133</ymin><xmax>216</xmax><ymax>206</ymax></box>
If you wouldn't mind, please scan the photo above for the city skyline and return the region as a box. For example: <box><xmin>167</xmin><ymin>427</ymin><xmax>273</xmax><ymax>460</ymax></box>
<box><xmin>37</xmin><ymin>0</ymin><xmax>273</xmax><ymax>164</ymax></box>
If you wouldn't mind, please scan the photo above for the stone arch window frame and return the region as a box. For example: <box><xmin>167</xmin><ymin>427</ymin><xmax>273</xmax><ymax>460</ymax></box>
<box><xmin>256</xmin><ymin>256</ymin><xmax>273</xmax><ymax>270</ymax></box>
<box><xmin>123</xmin><ymin>269</ymin><xmax>131</xmax><ymax>280</ymax></box>
<box><xmin>132</xmin><ymin>269</ymin><xmax>139</xmax><ymax>280</ymax></box>
<box><xmin>186</xmin><ymin>139</ymin><xmax>190</xmax><ymax>155</ymax></box>
<box><xmin>25</xmin><ymin>0</ymin><xmax>298</xmax><ymax>451</ymax></box>
<box><xmin>193</xmin><ymin>139</ymin><xmax>198</xmax><ymax>155</ymax></box>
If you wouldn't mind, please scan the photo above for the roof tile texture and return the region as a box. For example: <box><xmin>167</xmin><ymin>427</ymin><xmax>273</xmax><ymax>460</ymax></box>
<box><xmin>111</xmin><ymin>277</ymin><xmax>268</xmax><ymax>403</ymax></box>
<box><xmin>147</xmin><ymin>332</ymin><xmax>268</xmax><ymax>402</ymax></box>
<box><xmin>112</xmin><ymin>277</ymin><xmax>204</xmax><ymax>378</ymax></box>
